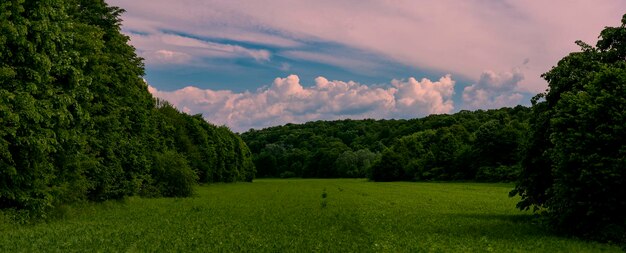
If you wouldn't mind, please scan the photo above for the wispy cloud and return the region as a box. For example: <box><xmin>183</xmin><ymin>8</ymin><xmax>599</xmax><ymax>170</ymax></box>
<box><xmin>148</xmin><ymin>75</ymin><xmax>455</xmax><ymax>132</ymax></box>
<box><xmin>128</xmin><ymin>32</ymin><xmax>271</xmax><ymax>65</ymax></box>
<box><xmin>151</xmin><ymin>50</ymin><xmax>192</xmax><ymax>64</ymax></box>
<box><xmin>281</xmin><ymin>50</ymin><xmax>379</xmax><ymax>72</ymax></box>
<box><xmin>109</xmin><ymin>0</ymin><xmax>626</xmax><ymax>94</ymax></box>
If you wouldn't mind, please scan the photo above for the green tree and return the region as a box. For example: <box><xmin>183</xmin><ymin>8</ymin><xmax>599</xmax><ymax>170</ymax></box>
<box><xmin>334</xmin><ymin>149</ymin><xmax>379</xmax><ymax>178</ymax></box>
<box><xmin>303</xmin><ymin>140</ymin><xmax>349</xmax><ymax>178</ymax></box>
<box><xmin>511</xmin><ymin>14</ymin><xmax>626</xmax><ymax>243</ymax></box>
<box><xmin>0</xmin><ymin>0</ymin><xmax>95</xmax><ymax>213</ymax></box>
<box><xmin>150</xmin><ymin>150</ymin><xmax>198</xmax><ymax>197</ymax></box>
<box><xmin>242</xmin><ymin>107</ymin><xmax>530</xmax><ymax>181</ymax></box>
<box><xmin>70</xmin><ymin>0</ymin><xmax>156</xmax><ymax>201</ymax></box>
<box><xmin>472</xmin><ymin>120</ymin><xmax>522</xmax><ymax>181</ymax></box>
<box><xmin>369</xmin><ymin>148</ymin><xmax>406</xmax><ymax>181</ymax></box>
<box><xmin>1</xmin><ymin>0</ymin><xmax>256</xmax><ymax>216</ymax></box>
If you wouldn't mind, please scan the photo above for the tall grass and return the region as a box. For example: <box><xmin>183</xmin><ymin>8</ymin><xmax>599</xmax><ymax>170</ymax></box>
<box><xmin>0</xmin><ymin>179</ymin><xmax>621</xmax><ymax>252</ymax></box>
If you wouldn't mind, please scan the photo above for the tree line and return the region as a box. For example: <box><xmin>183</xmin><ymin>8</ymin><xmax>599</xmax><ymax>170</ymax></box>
<box><xmin>241</xmin><ymin>106</ymin><xmax>531</xmax><ymax>182</ymax></box>
<box><xmin>0</xmin><ymin>0</ymin><xmax>254</xmax><ymax>217</ymax></box>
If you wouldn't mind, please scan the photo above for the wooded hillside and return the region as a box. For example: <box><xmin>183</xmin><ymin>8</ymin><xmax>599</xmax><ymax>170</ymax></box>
<box><xmin>241</xmin><ymin>106</ymin><xmax>531</xmax><ymax>182</ymax></box>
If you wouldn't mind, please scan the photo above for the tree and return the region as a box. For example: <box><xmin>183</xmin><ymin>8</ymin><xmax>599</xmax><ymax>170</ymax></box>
<box><xmin>511</xmin><ymin>14</ymin><xmax>626</xmax><ymax>243</ymax></box>
<box><xmin>69</xmin><ymin>0</ymin><xmax>156</xmax><ymax>201</ymax></box>
<box><xmin>335</xmin><ymin>149</ymin><xmax>379</xmax><ymax>177</ymax></box>
<box><xmin>151</xmin><ymin>150</ymin><xmax>198</xmax><ymax>197</ymax></box>
<box><xmin>0</xmin><ymin>0</ymin><xmax>256</xmax><ymax>217</ymax></box>
<box><xmin>369</xmin><ymin>148</ymin><xmax>406</xmax><ymax>181</ymax></box>
<box><xmin>242</xmin><ymin>107</ymin><xmax>530</xmax><ymax>181</ymax></box>
<box><xmin>0</xmin><ymin>0</ymin><xmax>96</xmax><ymax>213</ymax></box>
<box><xmin>303</xmin><ymin>141</ymin><xmax>349</xmax><ymax>178</ymax></box>
<box><xmin>472</xmin><ymin>120</ymin><xmax>523</xmax><ymax>181</ymax></box>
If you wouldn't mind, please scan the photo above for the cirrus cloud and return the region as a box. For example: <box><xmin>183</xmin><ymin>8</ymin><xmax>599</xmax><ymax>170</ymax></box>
<box><xmin>129</xmin><ymin>32</ymin><xmax>271</xmax><ymax>65</ymax></box>
<box><xmin>148</xmin><ymin>75</ymin><xmax>455</xmax><ymax>132</ymax></box>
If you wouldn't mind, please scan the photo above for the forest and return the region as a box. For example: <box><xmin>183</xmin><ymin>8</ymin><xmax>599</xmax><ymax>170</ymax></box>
<box><xmin>1</xmin><ymin>0</ymin><xmax>625</xmax><ymax>248</ymax></box>
<box><xmin>241</xmin><ymin>106</ymin><xmax>531</xmax><ymax>182</ymax></box>
<box><xmin>0</xmin><ymin>0</ymin><xmax>254</xmax><ymax>216</ymax></box>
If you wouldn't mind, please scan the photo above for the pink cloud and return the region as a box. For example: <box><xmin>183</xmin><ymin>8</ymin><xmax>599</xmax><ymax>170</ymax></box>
<box><xmin>107</xmin><ymin>0</ymin><xmax>625</xmax><ymax>94</ymax></box>
<box><xmin>148</xmin><ymin>75</ymin><xmax>455</xmax><ymax>132</ymax></box>
<box><xmin>128</xmin><ymin>32</ymin><xmax>270</xmax><ymax>65</ymax></box>
<box><xmin>281</xmin><ymin>50</ymin><xmax>379</xmax><ymax>72</ymax></box>
<box><xmin>106</xmin><ymin>0</ymin><xmax>626</xmax><ymax>117</ymax></box>
<box><xmin>393</xmin><ymin>75</ymin><xmax>455</xmax><ymax>115</ymax></box>
<box><xmin>151</xmin><ymin>50</ymin><xmax>192</xmax><ymax>64</ymax></box>
<box><xmin>462</xmin><ymin>69</ymin><xmax>525</xmax><ymax>109</ymax></box>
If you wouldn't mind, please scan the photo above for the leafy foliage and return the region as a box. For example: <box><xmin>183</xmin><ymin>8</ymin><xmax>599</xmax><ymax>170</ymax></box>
<box><xmin>0</xmin><ymin>0</ymin><xmax>254</xmax><ymax>216</ymax></box>
<box><xmin>151</xmin><ymin>150</ymin><xmax>197</xmax><ymax>198</ymax></box>
<box><xmin>154</xmin><ymin>100</ymin><xmax>255</xmax><ymax>184</ymax></box>
<box><xmin>370</xmin><ymin>112</ymin><xmax>527</xmax><ymax>182</ymax></box>
<box><xmin>511</xmin><ymin>14</ymin><xmax>626</xmax><ymax>243</ymax></box>
<box><xmin>242</xmin><ymin>107</ymin><xmax>530</xmax><ymax>181</ymax></box>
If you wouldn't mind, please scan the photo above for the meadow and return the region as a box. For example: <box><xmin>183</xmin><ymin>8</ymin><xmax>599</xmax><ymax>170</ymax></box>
<box><xmin>0</xmin><ymin>179</ymin><xmax>621</xmax><ymax>252</ymax></box>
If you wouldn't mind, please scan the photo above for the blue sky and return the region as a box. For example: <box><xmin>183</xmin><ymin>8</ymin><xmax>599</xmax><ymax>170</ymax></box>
<box><xmin>143</xmin><ymin>38</ymin><xmax>449</xmax><ymax>92</ymax></box>
<box><xmin>107</xmin><ymin>0</ymin><xmax>625</xmax><ymax>132</ymax></box>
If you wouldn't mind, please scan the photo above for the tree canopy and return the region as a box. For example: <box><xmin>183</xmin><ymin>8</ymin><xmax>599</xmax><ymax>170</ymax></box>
<box><xmin>511</xmin><ymin>14</ymin><xmax>626</xmax><ymax>243</ymax></box>
<box><xmin>241</xmin><ymin>106</ymin><xmax>531</xmax><ymax>182</ymax></box>
<box><xmin>0</xmin><ymin>0</ymin><xmax>254</xmax><ymax>217</ymax></box>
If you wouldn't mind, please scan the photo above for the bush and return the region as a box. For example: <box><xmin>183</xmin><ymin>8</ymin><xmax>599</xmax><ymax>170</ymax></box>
<box><xmin>151</xmin><ymin>151</ymin><xmax>198</xmax><ymax>197</ymax></box>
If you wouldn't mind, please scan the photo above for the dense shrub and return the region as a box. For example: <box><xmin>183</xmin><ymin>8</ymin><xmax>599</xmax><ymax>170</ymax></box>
<box><xmin>152</xmin><ymin>151</ymin><xmax>198</xmax><ymax>198</ymax></box>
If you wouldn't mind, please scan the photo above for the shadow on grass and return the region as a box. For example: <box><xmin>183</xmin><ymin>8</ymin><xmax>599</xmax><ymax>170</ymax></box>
<box><xmin>451</xmin><ymin>213</ymin><xmax>538</xmax><ymax>224</ymax></box>
<box><xmin>411</xmin><ymin>212</ymin><xmax>554</xmax><ymax>241</ymax></box>
<box><xmin>445</xmin><ymin>212</ymin><xmax>625</xmax><ymax>250</ymax></box>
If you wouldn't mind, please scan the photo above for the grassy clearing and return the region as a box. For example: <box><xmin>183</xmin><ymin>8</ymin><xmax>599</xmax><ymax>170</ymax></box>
<box><xmin>0</xmin><ymin>179</ymin><xmax>621</xmax><ymax>252</ymax></box>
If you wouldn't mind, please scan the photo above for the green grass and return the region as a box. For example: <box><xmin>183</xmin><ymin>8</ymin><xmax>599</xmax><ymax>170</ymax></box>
<box><xmin>0</xmin><ymin>179</ymin><xmax>621</xmax><ymax>252</ymax></box>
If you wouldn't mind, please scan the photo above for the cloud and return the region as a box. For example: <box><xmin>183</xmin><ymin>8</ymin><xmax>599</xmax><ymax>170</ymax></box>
<box><xmin>117</xmin><ymin>7</ymin><xmax>303</xmax><ymax>48</ymax></box>
<box><xmin>128</xmin><ymin>32</ymin><xmax>271</xmax><ymax>65</ymax></box>
<box><xmin>108</xmin><ymin>0</ymin><xmax>626</xmax><ymax>94</ymax></box>
<box><xmin>148</xmin><ymin>75</ymin><xmax>455</xmax><ymax>132</ymax></box>
<box><xmin>151</xmin><ymin>50</ymin><xmax>192</xmax><ymax>64</ymax></box>
<box><xmin>393</xmin><ymin>75</ymin><xmax>455</xmax><ymax>115</ymax></box>
<box><xmin>281</xmin><ymin>50</ymin><xmax>379</xmax><ymax>72</ymax></box>
<box><xmin>462</xmin><ymin>69</ymin><xmax>525</xmax><ymax>109</ymax></box>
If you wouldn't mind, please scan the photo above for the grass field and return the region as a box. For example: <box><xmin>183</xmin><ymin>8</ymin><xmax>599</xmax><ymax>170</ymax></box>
<box><xmin>0</xmin><ymin>179</ymin><xmax>621</xmax><ymax>252</ymax></box>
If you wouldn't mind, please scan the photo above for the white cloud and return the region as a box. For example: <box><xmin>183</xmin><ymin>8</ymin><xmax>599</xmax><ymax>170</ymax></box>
<box><xmin>148</xmin><ymin>75</ymin><xmax>455</xmax><ymax>132</ymax></box>
<box><xmin>462</xmin><ymin>69</ymin><xmax>525</xmax><ymax>109</ymax></box>
<box><xmin>393</xmin><ymin>75</ymin><xmax>455</xmax><ymax>115</ymax></box>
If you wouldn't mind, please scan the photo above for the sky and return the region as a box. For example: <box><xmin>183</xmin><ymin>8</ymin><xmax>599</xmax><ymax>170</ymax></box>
<box><xmin>106</xmin><ymin>0</ymin><xmax>626</xmax><ymax>132</ymax></box>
